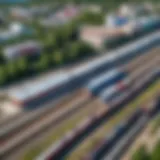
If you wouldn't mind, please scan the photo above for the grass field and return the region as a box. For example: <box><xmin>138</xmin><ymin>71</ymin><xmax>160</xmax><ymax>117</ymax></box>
<box><xmin>23</xmin><ymin>98</ymin><xmax>105</xmax><ymax>160</ymax></box>
<box><xmin>151</xmin><ymin>114</ymin><xmax>160</xmax><ymax>134</ymax></box>
<box><xmin>66</xmin><ymin>80</ymin><xmax>160</xmax><ymax>160</ymax></box>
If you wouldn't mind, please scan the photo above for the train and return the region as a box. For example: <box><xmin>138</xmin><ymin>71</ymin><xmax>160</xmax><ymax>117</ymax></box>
<box><xmin>104</xmin><ymin>16</ymin><xmax>160</xmax><ymax>49</ymax></box>
<box><xmin>87</xmin><ymin>52</ymin><xmax>159</xmax><ymax>103</ymax></box>
<box><xmin>35</xmin><ymin>68</ymin><xmax>160</xmax><ymax>160</ymax></box>
<box><xmin>8</xmin><ymin>31</ymin><xmax>160</xmax><ymax>109</ymax></box>
<box><xmin>86</xmin><ymin>69</ymin><xmax>127</xmax><ymax>96</ymax></box>
<box><xmin>99</xmin><ymin>78</ymin><xmax>130</xmax><ymax>103</ymax></box>
<box><xmin>83</xmin><ymin>108</ymin><xmax>145</xmax><ymax>160</ymax></box>
<box><xmin>83</xmin><ymin>97</ymin><xmax>160</xmax><ymax>160</ymax></box>
<box><xmin>1</xmin><ymin>51</ymin><xmax>159</xmax><ymax>158</ymax></box>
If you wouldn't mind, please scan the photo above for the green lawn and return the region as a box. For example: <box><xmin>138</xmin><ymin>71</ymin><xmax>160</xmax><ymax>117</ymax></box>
<box><xmin>151</xmin><ymin>115</ymin><xmax>160</xmax><ymax>134</ymax></box>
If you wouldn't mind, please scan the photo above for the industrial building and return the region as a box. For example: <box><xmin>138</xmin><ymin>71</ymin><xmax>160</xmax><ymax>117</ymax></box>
<box><xmin>80</xmin><ymin>25</ymin><xmax>129</xmax><ymax>48</ymax></box>
<box><xmin>8</xmin><ymin>72</ymin><xmax>70</xmax><ymax>108</ymax></box>
<box><xmin>40</xmin><ymin>5</ymin><xmax>81</xmax><ymax>27</ymax></box>
<box><xmin>3</xmin><ymin>40</ymin><xmax>42</xmax><ymax>60</ymax></box>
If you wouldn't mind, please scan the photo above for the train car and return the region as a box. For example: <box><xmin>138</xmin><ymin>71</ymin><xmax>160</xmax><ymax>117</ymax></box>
<box><xmin>99</xmin><ymin>77</ymin><xmax>130</xmax><ymax>103</ymax></box>
<box><xmin>83</xmin><ymin>109</ymin><xmax>144</xmax><ymax>160</ymax></box>
<box><xmin>109</xmin><ymin>68</ymin><xmax>159</xmax><ymax>108</ymax></box>
<box><xmin>85</xmin><ymin>69</ymin><xmax>127</xmax><ymax>95</ymax></box>
<box><xmin>36</xmin><ymin>116</ymin><xmax>97</xmax><ymax>160</ymax></box>
<box><xmin>104</xmin><ymin>33</ymin><xmax>130</xmax><ymax>49</ymax></box>
<box><xmin>132</xmin><ymin>16</ymin><xmax>160</xmax><ymax>38</ymax></box>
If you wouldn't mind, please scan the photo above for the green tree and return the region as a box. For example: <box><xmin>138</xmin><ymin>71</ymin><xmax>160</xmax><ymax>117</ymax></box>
<box><xmin>17</xmin><ymin>57</ymin><xmax>28</xmax><ymax>74</ymax></box>
<box><xmin>77</xmin><ymin>11</ymin><xmax>104</xmax><ymax>25</ymax></box>
<box><xmin>151</xmin><ymin>141</ymin><xmax>160</xmax><ymax>160</ymax></box>
<box><xmin>132</xmin><ymin>146</ymin><xmax>150</xmax><ymax>160</ymax></box>
<box><xmin>0</xmin><ymin>53</ymin><xmax>4</xmax><ymax>63</ymax></box>
<box><xmin>38</xmin><ymin>54</ymin><xmax>51</xmax><ymax>71</ymax></box>
<box><xmin>52</xmin><ymin>51</ymin><xmax>64</xmax><ymax>66</ymax></box>
<box><xmin>67</xmin><ymin>42</ymin><xmax>80</xmax><ymax>61</ymax></box>
<box><xmin>7</xmin><ymin>61</ymin><xmax>18</xmax><ymax>80</ymax></box>
<box><xmin>0</xmin><ymin>66</ymin><xmax>7</xmax><ymax>85</ymax></box>
<box><xmin>44</xmin><ymin>33</ymin><xmax>58</xmax><ymax>53</ymax></box>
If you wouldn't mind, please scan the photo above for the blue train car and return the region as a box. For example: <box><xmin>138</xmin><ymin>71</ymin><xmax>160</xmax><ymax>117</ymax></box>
<box><xmin>86</xmin><ymin>69</ymin><xmax>127</xmax><ymax>95</ymax></box>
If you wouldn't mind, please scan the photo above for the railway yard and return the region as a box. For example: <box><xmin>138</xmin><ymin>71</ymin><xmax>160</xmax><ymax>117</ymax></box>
<box><xmin>0</xmin><ymin>4</ymin><xmax>160</xmax><ymax>160</ymax></box>
<box><xmin>66</xmin><ymin>80</ymin><xmax>160</xmax><ymax>160</ymax></box>
<box><xmin>0</xmin><ymin>32</ymin><xmax>159</xmax><ymax>160</ymax></box>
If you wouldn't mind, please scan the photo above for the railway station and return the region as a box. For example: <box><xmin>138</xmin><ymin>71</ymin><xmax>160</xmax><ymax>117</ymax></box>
<box><xmin>0</xmin><ymin>1</ymin><xmax>159</xmax><ymax>160</ymax></box>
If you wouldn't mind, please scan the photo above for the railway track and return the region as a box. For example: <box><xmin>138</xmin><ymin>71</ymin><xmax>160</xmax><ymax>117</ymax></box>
<box><xmin>1</xmin><ymin>45</ymin><xmax>159</xmax><ymax>133</ymax></box>
<box><xmin>0</xmin><ymin>48</ymin><xmax>156</xmax><ymax>141</ymax></box>
<box><xmin>0</xmin><ymin>90</ymin><xmax>82</xmax><ymax>128</ymax></box>
<box><xmin>102</xmin><ymin>96</ymin><xmax>160</xmax><ymax>160</ymax></box>
<box><xmin>35</xmin><ymin>65</ymin><xmax>160</xmax><ymax>160</ymax></box>
<box><xmin>0</xmin><ymin>89</ymin><xmax>90</xmax><ymax>139</ymax></box>
<box><xmin>127</xmin><ymin>54</ymin><xmax>160</xmax><ymax>82</ymax></box>
<box><xmin>0</xmin><ymin>47</ymin><xmax>159</xmax><ymax>159</ymax></box>
<box><xmin>23</xmin><ymin>98</ymin><xmax>106</xmax><ymax>160</ymax></box>
<box><xmin>0</xmin><ymin>90</ymin><xmax>90</xmax><ymax>143</ymax></box>
<box><xmin>123</xmin><ymin>47</ymin><xmax>160</xmax><ymax>72</ymax></box>
<box><xmin>0</xmin><ymin>98</ymin><xmax>105</xmax><ymax>160</ymax></box>
<box><xmin>66</xmin><ymin>81</ymin><xmax>160</xmax><ymax>160</ymax></box>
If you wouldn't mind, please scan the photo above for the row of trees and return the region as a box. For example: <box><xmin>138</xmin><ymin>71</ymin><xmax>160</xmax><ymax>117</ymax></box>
<box><xmin>0</xmin><ymin>10</ymin><xmax>99</xmax><ymax>86</ymax></box>
<box><xmin>0</xmin><ymin>41</ymin><xmax>95</xmax><ymax>86</ymax></box>
<box><xmin>132</xmin><ymin>141</ymin><xmax>160</xmax><ymax>160</ymax></box>
<box><xmin>0</xmin><ymin>57</ymin><xmax>28</xmax><ymax>85</ymax></box>
<box><xmin>26</xmin><ymin>0</ymin><xmax>159</xmax><ymax>6</ymax></box>
<box><xmin>75</xmin><ymin>11</ymin><xmax>105</xmax><ymax>25</ymax></box>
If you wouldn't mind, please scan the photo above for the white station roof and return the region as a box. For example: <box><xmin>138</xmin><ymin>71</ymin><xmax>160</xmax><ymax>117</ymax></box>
<box><xmin>86</xmin><ymin>69</ymin><xmax>119</xmax><ymax>90</ymax></box>
<box><xmin>9</xmin><ymin>72</ymin><xmax>70</xmax><ymax>101</ymax></box>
